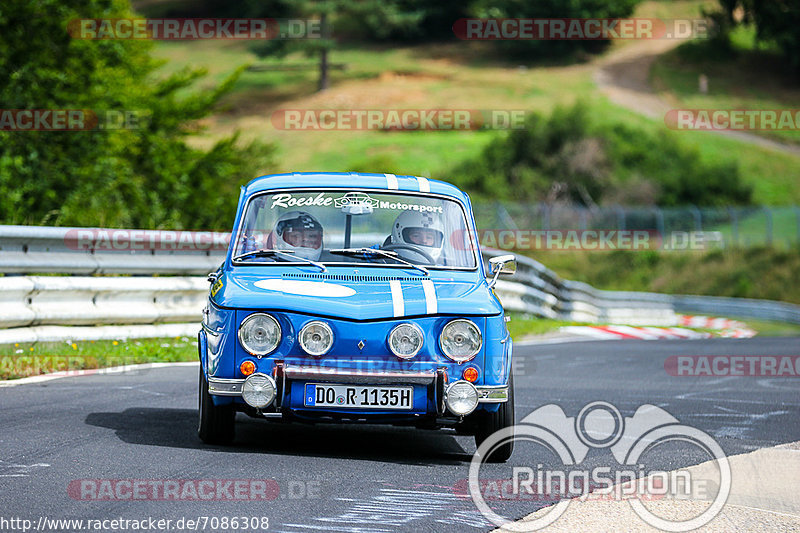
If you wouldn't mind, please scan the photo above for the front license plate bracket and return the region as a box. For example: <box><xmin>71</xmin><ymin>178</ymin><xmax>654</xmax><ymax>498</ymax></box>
<box><xmin>303</xmin><ymin>383</ymin><xmax>413</xmax><ymax>410</ymax></box>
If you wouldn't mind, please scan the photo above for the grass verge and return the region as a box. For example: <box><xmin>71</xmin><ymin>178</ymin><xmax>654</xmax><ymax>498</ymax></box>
<box><xmin>0</xmin><ymin>337</ymin><xmax>197</xmax><ymax>380</ymax></box>
<box><xmin>651</xmin><ymin>24</ymin><xmax>800</xmax><ymax>146</ymax></box>
<box><xmin>147</xmin><ymin>2</ymin><xmax>800</xmax><ymax>206</ymax></box>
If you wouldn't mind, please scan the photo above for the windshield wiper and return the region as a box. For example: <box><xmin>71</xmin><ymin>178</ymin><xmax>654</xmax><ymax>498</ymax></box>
<box><xmin>232</xmin><ymin>248</ymin><xmax>326</xmax><ymax>272</ymax></box>
<box><xmin>329</xmin><ymin>248</ymin><xmax>428</xmax><ymax>275</ymax></box>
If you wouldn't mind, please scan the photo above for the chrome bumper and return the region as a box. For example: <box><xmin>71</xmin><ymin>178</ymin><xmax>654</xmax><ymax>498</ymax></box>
<box><xmin>207</xmin><ymin>376</ymin><xmax>244</xmax><ymax>396</ymax></box>
<box><xmin>283</xmin><ymin>365</ymin><xmax>437</xmax><ymax>385</ymax></box>
<box><xmin>208</xmin><ymin>368</ymin><xmax>508</xmax><ymax>404</ymax></box>
<box><xmin>476</xmin><ymin>385</ymin><xmax>509</xmax><ymax>403</ymax></box>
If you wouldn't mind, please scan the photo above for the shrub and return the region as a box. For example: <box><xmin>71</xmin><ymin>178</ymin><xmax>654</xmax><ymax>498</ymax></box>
<box><xmin>450</xmin><ymin>103</ymin><xmax>752</xmax><ymax>206</ymax></box>
<box><xmin>0</xmin><ymin>0</ymin><xmax>276</xmax><ymax>229</ymax></box>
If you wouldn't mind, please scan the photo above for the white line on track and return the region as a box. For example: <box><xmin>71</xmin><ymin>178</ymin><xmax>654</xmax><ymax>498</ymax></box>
<box><xmin>0</xmin><ymin>361</ymin><xmax>199</xmax><ymax>388</ymax></box>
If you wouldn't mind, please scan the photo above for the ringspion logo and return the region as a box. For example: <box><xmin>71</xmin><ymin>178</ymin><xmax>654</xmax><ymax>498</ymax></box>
<box><xmin>469</xmin><ymin>402</ymin><xmax>730</xmax><ymax>531</ymax></box>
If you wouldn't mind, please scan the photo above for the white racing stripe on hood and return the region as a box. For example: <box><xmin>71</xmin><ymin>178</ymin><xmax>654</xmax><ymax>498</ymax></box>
<box><xmin>416</xmin><ymin>176</ymin><xmax>430</xmax><ymax>192</ymax></box>
<box><xmin>389</xmin><ymin>280</ymin><xmax>404</xmax><ymax>317</ymax></box>
<box><xmin>385</xmin><ymin>173</ymin><xmax>399</xmax><ymax>190</ymax></box>
<box><xmin>421</xmin><ymin>279</ymin><xmax>437</xmax><ymax>314</ymax></box>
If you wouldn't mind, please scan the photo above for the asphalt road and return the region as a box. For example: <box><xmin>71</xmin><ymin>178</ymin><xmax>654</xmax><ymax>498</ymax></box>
<box><xmin>1</xmin><ymin>337</ymin><xmax>799</xmax><ymax>532</ymax></box>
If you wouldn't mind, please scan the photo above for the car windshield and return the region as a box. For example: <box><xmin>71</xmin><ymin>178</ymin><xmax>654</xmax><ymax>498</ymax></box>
<box><xmin>233</xmin><ymin>190</ymin><xmax>477</xmax><ymax>269</ymax></box>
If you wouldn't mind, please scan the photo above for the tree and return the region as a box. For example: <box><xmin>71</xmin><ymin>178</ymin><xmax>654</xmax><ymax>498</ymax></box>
<box><xmin>250</xmin><ymin>0</ymin><xmax>424</xmax><ymax>92</ymax></box>
<box><xmin>716</xmin><ymin>0</ymin><xmax>800</xmax><ymax>75</ymax></box>
<box><xmin>469</xmin><ymin>0</ymin><xmax>642</xmax><ymax>61</ymax></box>
<box><xmin>0</xmin><ymin>0</ymin><xmax>275</xmax><ymax>229</ymax></box>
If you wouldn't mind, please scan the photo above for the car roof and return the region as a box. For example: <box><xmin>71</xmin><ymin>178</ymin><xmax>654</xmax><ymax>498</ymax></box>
<box><xmin>243</xmin><ymin>172</ymin><xmax>470</xmax><ymax>204</ymax></box>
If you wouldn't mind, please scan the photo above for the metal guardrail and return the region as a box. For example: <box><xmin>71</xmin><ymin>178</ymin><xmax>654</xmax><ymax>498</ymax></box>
<box><xmin>0</xmin><ymin>225</ymin><xmax>798</xmax><ymax>344</ymax></box>
<box><xmin>0</xmin><ymin>225</ymin><xmax>224</xmax><ymax>275</ymax></box>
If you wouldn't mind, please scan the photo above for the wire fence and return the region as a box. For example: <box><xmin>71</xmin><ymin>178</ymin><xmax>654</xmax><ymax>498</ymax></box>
<box><xmin>471</xmin><ymin>203</ymin><xmax>800</xmax><ymax>249</ymax></box>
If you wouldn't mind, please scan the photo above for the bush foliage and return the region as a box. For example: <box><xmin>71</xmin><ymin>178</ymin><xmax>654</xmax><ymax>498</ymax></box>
<box><xmin>0</xmin><ymin>0</ymin><xmax>276</xmax><ymax>229</ymax></box>
<box><xmin>450</xmin><ymin>104</ymin><xmax>752</xmax><ymax>207</ymax></box>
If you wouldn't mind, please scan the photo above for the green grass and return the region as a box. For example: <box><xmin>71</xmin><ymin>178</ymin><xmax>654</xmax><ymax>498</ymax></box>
<box><xmin>651</xmin><ymin>24</ymin><xmax>800</xmax><ymax>145</ymax></box>
<box><xmin>739</xmin><ymin>318</ymin><xmax>800</xmax><ymax>337</ymax></box>
<box><xmin>151</xmin><ymin>43</ymin><xmax>800</xmax><ymax>206</ymax></box>
<box><xmin>708</xmin><ymin>207</ymin><xmax>800</xmax><ymax>248</ymax></box>
<box><xmin>503</xmin><ymin>313</ymin><xmax>800</xmax><ymax>340</ymax></box>
<box><xmin>0</xmin><ymin>337</ymin><xmax>197</xmax><ymax>380</ymax></box>
<box><xmin>505</xmin><ymin>315</ymin><xmax>581</xmax><ymax>339</ymax></box>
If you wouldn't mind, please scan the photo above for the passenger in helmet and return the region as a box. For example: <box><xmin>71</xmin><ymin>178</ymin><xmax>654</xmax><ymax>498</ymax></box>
<box><xmin>272</xmin><ymin>210</ymin><xmax>324</xmax><ymax>261</ymax></box>
<box><xmin>390</xmin><ymin>210</ymin><xmax>445</xmax><ymax>263</ymax></box>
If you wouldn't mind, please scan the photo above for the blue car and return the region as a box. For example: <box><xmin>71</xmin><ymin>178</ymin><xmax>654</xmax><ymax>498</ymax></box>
<box><xmin>198</xmin><ymin>172</ymin><xmax>517</xmax><ymax>461</ymax></box>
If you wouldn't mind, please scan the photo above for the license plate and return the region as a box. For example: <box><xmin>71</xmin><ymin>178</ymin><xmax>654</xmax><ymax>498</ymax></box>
<box><xmin>304</xmin><ymin>384</ymin><xmax>413</xmax><ymax>410</ymax></box>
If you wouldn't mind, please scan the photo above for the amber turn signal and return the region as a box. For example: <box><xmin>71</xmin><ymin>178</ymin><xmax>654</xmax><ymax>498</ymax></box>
<box><xmin>462</xmin><ymin>366</ymin><xmax>479</xmax><ymax>382</ymax></box>
<box><xmin>240</xmin><ymin>360</ymin><xmax>256</xmax><ymax>376</ymax></box>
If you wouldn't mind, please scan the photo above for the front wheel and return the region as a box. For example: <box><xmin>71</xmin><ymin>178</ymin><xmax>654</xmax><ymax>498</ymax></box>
<box><xmin>474</xmin><ymin>374</ymin><xmax>515</xmax><ymax>462</ymax></box>
<box><xmin>198</xmin><ymin>368</ymin><xmax>235</xmax><ymax>444</ymax></box>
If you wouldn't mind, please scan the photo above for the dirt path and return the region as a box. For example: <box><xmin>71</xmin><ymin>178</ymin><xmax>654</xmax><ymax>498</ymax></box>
<box><xmin>594</xmin><ymin>39</ymin><xmax>800</xmax><ymax>157</ymax></box>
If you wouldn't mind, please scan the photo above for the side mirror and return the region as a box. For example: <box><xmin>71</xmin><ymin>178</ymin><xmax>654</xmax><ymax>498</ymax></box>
<box><xmin>488</xmin><ymin>254</ymin><xmax>516</xmax><ymax>288</ymax></box>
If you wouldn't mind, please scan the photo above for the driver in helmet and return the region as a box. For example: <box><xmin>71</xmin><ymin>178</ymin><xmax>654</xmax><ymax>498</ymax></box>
<box><xmin>272</xmin><ymin>210</ymin><xmax>324</xmax><ymax>261</ymax></box>
<box><xmin>389</xmin><ymin>210</ymin><xmax>445</xmax><ymax>264</ymax></box>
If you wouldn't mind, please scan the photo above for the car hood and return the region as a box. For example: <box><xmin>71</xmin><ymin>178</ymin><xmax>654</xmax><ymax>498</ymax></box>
<box><xmin>212</xmin><ymin>271</ymin><xmax>502</xmax><ymax>320</ymax></box>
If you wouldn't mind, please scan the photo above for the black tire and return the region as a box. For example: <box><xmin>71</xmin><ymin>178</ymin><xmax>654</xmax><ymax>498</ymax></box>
<box><xmin>198</xmin><ymin>367</ymin><xmax>235</xmax><ymax>445</ymax></box>
<box><xmin>474</xmin><ymin>373</ymin><xmax>515</xmax><ymax>463</ymax></box>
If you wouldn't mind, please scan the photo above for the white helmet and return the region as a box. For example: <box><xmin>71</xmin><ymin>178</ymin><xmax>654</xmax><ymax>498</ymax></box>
<box><xmin>391</xmin><ymin>210</ymin><xmax>445</xmax><ymax>263</ymax></box>
<box><xmin>272</xmin><ymin>211</ymin><xmax>323</xmax><ymax>261</ymax></box>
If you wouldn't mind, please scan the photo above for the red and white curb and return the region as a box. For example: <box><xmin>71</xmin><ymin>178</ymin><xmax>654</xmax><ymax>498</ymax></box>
<box><xmin>560</xmin><ymin>325</ymin><xmax>712</xmax><ymax>340</ymax></box>
<box><xmin>678</xmin><ymin>315</ymin><xmax>756</xmax><ymax>338</ymax></box>
<box><xmin>559</xmin><ymin>316</ymin><xmax>756</xmax><ymax>341</ymax></box>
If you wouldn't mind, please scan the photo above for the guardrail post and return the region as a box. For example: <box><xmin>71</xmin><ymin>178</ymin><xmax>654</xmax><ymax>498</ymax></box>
<box><xmin>764</xmin><ymin>207</ymin><xmax>773</xmax><ymax>246</ymax></box>
<box><xmin>615</xmin><ymin>205</ymin><xmax>626</xmax><ymax>231</ymax></box>
<box><xmin>728</xmin><ymin>207</ymin><xmax>739</xmax><ymax>248</ymax></box>
<box><xmin>653</xmin><ymin>207</ymin><xmax>665</xmax><ymax>240</ymax></box>
<box><xmin>496</xmin><ymin>201</ymin><xmax>519</xmax><ymax>230</ymax></box>
<box><xmin>542</xmin><ymin>204</ymin><xmax>551</xmax><ymax>231</ymax></box>
<box><xmin>689</xmin><ymin>205</ymin><xmax>702</xmax><ymax>232</ymax></box>
<box><xmin>795</xmin><ymin>207</ymin><xmax>800</xmax><ymax>245</ymax></box>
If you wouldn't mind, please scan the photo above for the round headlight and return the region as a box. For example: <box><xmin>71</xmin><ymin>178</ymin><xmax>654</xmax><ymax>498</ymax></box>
<box><xmin>440</xmin><ymin>319</ymin><xmax>482</xmax><ymax>362</ymax></box>
<box><xmin>389</xmin><ymin>323</ymin><xmax>424</xmax><ymax>359</ymax></box>
<box><xmin>242</xmin><ymin>373</ymin><xmax>276</xmax><ymax>408</ymax></box>
<box><xmin>299</xmin><ymin>321</ymin><xmax>334</xmax><ymax>356</ymax></box>
<box><xmin>238</xmin><ymin>313</ymin><xmax>281</xmax><ymax>356</ymax></box>
<box><xmin>445</xmin><ymin>380</ymin><xmax>479</xmax><ymax>416</ymax></box>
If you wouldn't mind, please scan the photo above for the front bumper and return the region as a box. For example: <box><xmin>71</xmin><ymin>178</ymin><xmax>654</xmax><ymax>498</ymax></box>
<box><xmin>207</xmin><ymin>364</ymin><xmax>508</xmax><ymax>411</ymax></box>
